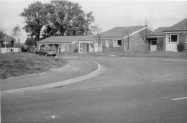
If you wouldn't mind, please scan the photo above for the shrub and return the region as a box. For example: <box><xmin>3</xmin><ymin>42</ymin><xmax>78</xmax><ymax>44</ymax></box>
<box><xmin>21</xmin><ymin>45</ymin><xmax>28</xmax><ymax>52</ymax></box>
<box><xmin>177</xmin><ymin>42</ymin><xmax>185</xmax><ymax>52</ymax></box>
<box><xmin>74</xmin><ymin>48</ymin><xmax>78</xmax><ymax>53</ymax></box>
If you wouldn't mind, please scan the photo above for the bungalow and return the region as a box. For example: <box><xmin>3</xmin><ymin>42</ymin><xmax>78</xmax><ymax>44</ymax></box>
<box><xmin>38</xmin><ymin>35</ymin><xmax>103</xmax><ymax>54</ymax></box>
<box><xmin>147</xmin><ymin>27</ymin><xmax>167</xmax><ymax>51</ymax></box>
<box><xmin>0</xmin><ymin>35</ymin><xmax>20</xmax><ymax>53</ymax></box>
<box><xmin>147</xmin><ymin>18</ymin><xmax>187</xmax><ymax>52</ymax></box>
<box><xmin>164</xmin><ymin>18</ymin><xmax>187</xmax><ymax>52</ymax></box>
<box><xmin>101</xmin><ymin>25</ymin><xmax>151</xmax><ymax>52</ymax></box>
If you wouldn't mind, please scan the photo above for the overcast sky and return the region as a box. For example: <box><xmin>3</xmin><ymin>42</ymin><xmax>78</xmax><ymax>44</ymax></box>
<box><xmin>0</xmin><ymin>0</ymin><xmax>187</xmax><ymax>42</ymax></box>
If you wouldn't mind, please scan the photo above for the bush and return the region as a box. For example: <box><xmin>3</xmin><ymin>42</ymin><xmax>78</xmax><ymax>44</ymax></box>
<box><xmin>177</xmin><ymin>42</ymin><xmax>185</xmax><ymax>52</ymax></box>
<box><xmin>74</xmin><ymin>48</ymin><xmax>78</xmax><ymax>53</ymax></box>
<box><xmin>21</xmin><ymin>45</ymin><xmax>28</xmax><ymax>52</ymax></box>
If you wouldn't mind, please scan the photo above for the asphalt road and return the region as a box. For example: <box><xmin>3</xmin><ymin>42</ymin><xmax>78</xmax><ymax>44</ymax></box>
<box><xmin>2</xmin><ymin>56</ymin><xmax>187</xmax><ymax>123</ymax></box>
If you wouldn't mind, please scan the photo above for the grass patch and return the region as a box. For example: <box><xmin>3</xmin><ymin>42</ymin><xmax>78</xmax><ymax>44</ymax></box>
<box><xmin>0</xmin><ymin>53</ymin><xmax>66</xmax><ymax>79</ymax></box>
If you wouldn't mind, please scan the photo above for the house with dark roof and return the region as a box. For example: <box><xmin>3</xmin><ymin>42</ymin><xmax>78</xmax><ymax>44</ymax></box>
<box><xmin>148</xmin><ymin>18</ymin><xmax>187</xmax><ymax>52</ymax></box>
<box><xmin>0</xmin><ymin>35</ymin><xmax>21</xmax><ymax>53</ymax></box>
<box><xmin>38</xmin><ymin>35</ymin><xmax>102</xmax><ymax>54</ymax></box>
<box><xmin>164</xmin><ymin>18</ymin><xmax>187</xmax><ymax>52</ymax></box>
<box><xmin>101</xmin><ymin>25</ymin><xmax>150</xmax><ymax>52</ymax></box>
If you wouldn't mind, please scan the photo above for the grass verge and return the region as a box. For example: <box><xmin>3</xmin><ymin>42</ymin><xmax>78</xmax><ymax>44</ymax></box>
<box><xmin>0</xmin><ymin>53</ymin><xmax>66</xmax><ymax>79</ymax></box>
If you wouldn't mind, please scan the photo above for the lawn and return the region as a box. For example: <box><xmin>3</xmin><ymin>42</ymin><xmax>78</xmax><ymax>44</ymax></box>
<box><xmin>0</xmin><ymin>53</ymin><xmax>66</xmax><ymax>79</ymax></box>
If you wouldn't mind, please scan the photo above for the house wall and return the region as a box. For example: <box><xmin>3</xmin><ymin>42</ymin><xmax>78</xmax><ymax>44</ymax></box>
<box><xmin>102</xmin><ymin>39</ymin><xmax>113</xmax><ymax>48</ymax></box>
<box><xmin>178</xmin><ymin>32</ymin><xmax>187</xmax><ymax>49</ymax></box>
<box><xmin>178</xmin><ymin>32</ymin><xmax>187</xmax><ymax>43</ymax></box>
<box><xmin>124</xmin><ymin>33</ymin><xmax>147</xmax><ymax>52</ymax></box>
<box><xmin>165</xmin><ymin>31</ymin><xmax>187</xmax><ymax>52</ymax></box>
<box><xmin>59</xmin><ymin>43</ymin><xmax>76</xmax><ymax>53</ymax></box>
<box><xmin>157</xmin><ymin>37</ymin><xmax>165</xmax><ymax>51</ymax></box>
<box><xmin>102</xmin><ymin>32</ymin><xmax>148</xmax><ymax>52</ymax></box>
<box><xmin>102</xmin><ymin>39</ymin><xmax>125</xmax><ymax>53</ymax></box>
<box><xmin>94</xmin><ymin>40</ymin><xmax>103</xmax><ymax>52</ymax></box>
<box><xmin>0</xmin><ymin>48</ymin><xmax>20</xmax><ymax>53</ymax></box>
<box><xmin>39</xmin><ymin>40</ymin><xmax>101</xmax><ymax>54</ymax></box>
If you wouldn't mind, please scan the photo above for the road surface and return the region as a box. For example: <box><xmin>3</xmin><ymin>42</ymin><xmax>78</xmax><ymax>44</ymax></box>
<box><xmin>2</xmin><ymin>56</ymin><xmax>187</xmax><ymax>123</ymax></box>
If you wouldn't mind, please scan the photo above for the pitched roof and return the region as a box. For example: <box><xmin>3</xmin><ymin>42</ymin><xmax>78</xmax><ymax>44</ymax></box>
<box><xmin>149</xmin><ymin>27</ymin><xmax>169</xmax><ymax>36</ymax></box>
<box><xmin>0</xmin><ymin>35</ymin><xmax>15</xmax><ymax>42</ymax></box>
<box><xmin>101</xmin><ymin>25</ymin><xmax>145</xmax><ymax>39</ymax></box>
<box><xmin>164</xmin><ymin>18</ymin><xmax>187</xmax><ymax>32</ymax></box>
<box><xmin>39</xmin><ymin>35</ymin><xmax>95</xmax><ymax>44</ymax></box>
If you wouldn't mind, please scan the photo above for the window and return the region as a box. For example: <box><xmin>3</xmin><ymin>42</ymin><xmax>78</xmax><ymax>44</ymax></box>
<box><xmin>117</xmin><ymin>40</ymin><xmax>122</xmax><ymax>46</ymax></box>
<box><xmin>151</xmin><ymin>40</ymin><xmax>157</xmax><ymax>45</ymax></box>
<box><xmin>170</xmin><ymin>34</ymin><xmax>178</xmax><ymax>42</ymax></box>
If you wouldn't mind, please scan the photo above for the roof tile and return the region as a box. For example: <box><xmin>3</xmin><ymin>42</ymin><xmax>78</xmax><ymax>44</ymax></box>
<box><xmin>39</xmin><ymin>35</ymin><xmax>95</xmax><ymax>43</ymax></box>
<box><xmin>101</xmin><ymin>25</ymin><xmax>145</xmax><ymax>38</ymax></box>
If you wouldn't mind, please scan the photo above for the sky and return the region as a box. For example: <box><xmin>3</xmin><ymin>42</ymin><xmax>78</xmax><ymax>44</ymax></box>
<box><xmin>0</xmin><ymin>0</ymin><xmax>187</xmax><ymax>42</ymax></box>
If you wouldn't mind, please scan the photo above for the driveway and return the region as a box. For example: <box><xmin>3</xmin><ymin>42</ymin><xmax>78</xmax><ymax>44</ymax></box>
<box><xmin>2</xmin><ymin>56</ymin><xmax>187</xmax><ymax>123</ymax></box>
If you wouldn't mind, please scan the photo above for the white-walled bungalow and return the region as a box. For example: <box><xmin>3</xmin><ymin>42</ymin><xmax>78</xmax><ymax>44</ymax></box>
<box><xmin>0</xmin><ymin>35</ymin><xmax>20</xmax><ymax>53</ymax></box>
<box><xmin>38</xmin><ymin>35</ymin><xmax>102</xmax><ymax>54</ymax></box>
<box><xmin>147</xmin><ymin>18</ymin><xmax>187</xmax><ymax>52</ymax></box>
<box><xmin>164</xmin><ymin>18</ymin><xmax>187</xmax><ymax>52</ymax></box>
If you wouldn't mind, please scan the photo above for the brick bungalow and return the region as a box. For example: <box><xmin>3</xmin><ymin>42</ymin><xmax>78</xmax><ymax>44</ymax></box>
<box><xmin>147</xmin><ymin>18</ymin><xmax>187</xmax><ymax>52</ymax></box>
<box><xmin>101</xmin><ymin>25</ymin><xmax>151</xmax><ymax>52</ymax></box>
<box><xmin>38</xmin><ymin>35</ymin><xmax>103</xmax><ymax>54</ymax></box>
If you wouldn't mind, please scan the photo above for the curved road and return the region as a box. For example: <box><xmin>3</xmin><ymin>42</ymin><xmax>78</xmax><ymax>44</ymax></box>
<box><xmin>2</xmin><ymin>56</ymin><xmax>187</xmax><ymax>123</ymax></box>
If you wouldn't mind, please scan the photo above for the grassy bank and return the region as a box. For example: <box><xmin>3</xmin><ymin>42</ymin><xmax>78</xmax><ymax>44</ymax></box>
<box><xmin>0</xmin><ymin>53</ymin><xmax>66</xmax><ymax>79</ymax></box>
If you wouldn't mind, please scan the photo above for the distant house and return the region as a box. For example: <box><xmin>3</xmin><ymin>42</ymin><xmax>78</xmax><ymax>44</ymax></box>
<box><xmin>38</xmin><ymin>35</ymin><xmax>103</xmax><ymax>54</ymax></box>
<box><xmin>0</xmin><ymin>35</ymin><xmax>20</xmax><ymax>54</ymax></box>
<box><xmin>101</xmin><ymin>25</ymin><xmax>151</xmax><ymax>52</ymax></box>
<box><xmin>164</xmin><ymin>18</ymin><xmax>187</xmax><ymax>52</ymax></box>
<box><xmin>148</xmin><ymin>18</ymin><xmax>187</xmax><ymax>52</ymax></box>
<box><xmin>147</xmin><ymin>27</ymin><xmax>168</xmax><ymax>51</ymax></box>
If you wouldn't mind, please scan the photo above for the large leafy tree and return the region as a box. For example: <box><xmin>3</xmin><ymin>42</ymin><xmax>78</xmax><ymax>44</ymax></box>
<box><xmin>47</xmin><ymin>0</ymin><xmax>94</xmax><ymax>36</ymax></box>
<box><xmin>21</xmin><ymin>1</ymin><xmax>48</xmax><ymax>42</ymax></box>
<box><xmin>21</xmin><ymin>0</ymin><xmax>94</xmax><ymax>44</ymax></box>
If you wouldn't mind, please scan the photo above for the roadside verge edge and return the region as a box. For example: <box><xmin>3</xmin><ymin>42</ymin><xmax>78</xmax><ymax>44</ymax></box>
<box><xmin>3</xmin><ymin>62</ymin><xmax>104</xmax><ymax>94</ymax></box>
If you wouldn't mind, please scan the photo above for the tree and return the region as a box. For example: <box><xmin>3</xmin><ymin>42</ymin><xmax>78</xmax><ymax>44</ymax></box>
<box><xmin>91</xmin><ymin>25</ymin><xmax>102</xmax><ymax>40</ymax></box>
<box><xmin>91</xmin><ymin>25</ymin><xmax>102</xmax><ymax>49</ymax></box>
<box><xmin>21</xmin><ymin>1</ymin><xmax>48</xmax><ymax>43</ymax></box>
<box><xmin>48</xmin><ymin>0</ymin><xmax>94</xmax><ymax>36</ymax></box>
<box><xmin>24</xmin><ymin>37</ymin><xmax>36</xmax><ymax>46</ymax></box>
<box><xmin>21</xmin><ymin>0</ymin><xmax>95</xmax><ymax>43</ymax></box>
<box><xmin>90</xmin><ymin>25</ymin><xmax>102</xmax><ymax>35</ymax></box>
<box><xmin>12</xmin><ymin>26</ymin><xmax>21</xmax><ymax>47</ymax></box>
